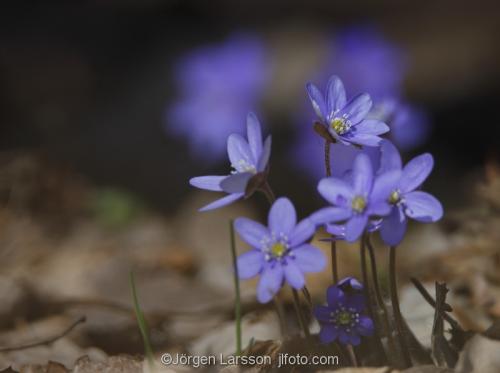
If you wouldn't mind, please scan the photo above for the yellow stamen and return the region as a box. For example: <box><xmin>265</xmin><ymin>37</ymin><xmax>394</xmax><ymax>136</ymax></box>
<box><xmin>389</xmin><ymin>190</ymin><xmax>401</xmax><ymax>205</ymax></box>
<box><xmin>351</xmin><ymin>196</ymin><xmax>367</xmax><ymax>213</ymax></box>
<box><xmin>271</xmin><ymin>242</ymin><xmax>286</xmax><ymax>257</ymax></box>
<box><xmin>330</xmin><ymin>118</ymin><xmax>348</xmax><ymax>135</ymax></box>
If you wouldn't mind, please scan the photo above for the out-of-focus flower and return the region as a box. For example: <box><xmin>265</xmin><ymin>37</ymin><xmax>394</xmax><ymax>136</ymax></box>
<box><xmin>311</xmin><ymin>153</ymin><xmax>400</xmax><ymax>242</ymax></box>
<box><xmin>314</xmin><ymin>279</ymin><xmax>374</xmax><ymax>345</ymax></box>
<box><xmin>235</xmin><ymin>197</ymin><xmax>325</xmax><ymax>303</ymax></box>
<box><xmin>327</xmin><ymin>27</ymin><xmax>430</xmax><ymax>150</ymax></box>
<box><xmin>375</xmin><ymin>141</ymin><xmax>443</xmax><ymax>246</ymax></box>
<box><xmin>306</xmin><ymin>76</ymin><xmax>389</xmax><ymax>147</ymax></box>
<box><xmin>166</xmin><ymin>35</ymin><xmax>268</xmax><ymax>162</ymax></box>
<box><xmin>189</xmin><ymin>112</ymin><xmax>271</xmax><ymax>211</ymax></box>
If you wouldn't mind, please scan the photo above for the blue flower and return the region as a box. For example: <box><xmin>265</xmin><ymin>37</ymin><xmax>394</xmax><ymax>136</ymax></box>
<box><xmin>323</xmin><ymin>26</ymin><xmax>430</xmax><ymax>150</ymax></box>
<box><xmin>189</xmin><ymin>112</ymin><xmax>271</xmax><ymax>211</ymax></box>
<box><xmin>314</xmin><ymin>279</ymin><xmax>374</xmax><ymax>345</ymax></box>
<box><xmin>311</xmin><ymin>153</ymin><xmax>399</xmax><ymax>242</ymax></box>
<box><xmin>166</xmin><ymin>35</ymin><xmax>268</xmax><ymax>162</ymax></box>
<box><xmin>306</xmin><ymin>75</ymin><xmax>389</xmax><ymax>147</ymax></box>
<box><xmin>235</xmin><ymin>198</ymin><xmax>326</xmax><ymax>303</ymax></box>
<box><xmin>376</xmin><ymin>141</ymin><xmax>443</xmax><ymax>246</ymax></box>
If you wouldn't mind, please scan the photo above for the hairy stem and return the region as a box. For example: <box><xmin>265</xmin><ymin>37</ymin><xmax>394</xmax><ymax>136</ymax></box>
<box><xmin>366</xmin><ymin>235</ymin><xmax>398</xmax><ymax>356</ymax></box>
<box><xmin>229</xmin><ymin>220</ymin><xmax>242</xmax><ymax>355</ymax></box>
<box><xmin>291</xmin><ymin>288</ymin><xmax>310</xmax><ymax>338</ymax></box>
<box><xmin>389</xmin><ymin>246</ymin><xmax>412</xmax><ymax>367</ymax></box>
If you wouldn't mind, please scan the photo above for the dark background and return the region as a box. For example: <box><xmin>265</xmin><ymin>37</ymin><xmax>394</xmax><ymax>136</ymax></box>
<box><xmin>1</xmin><ymin>0</ymin><xmax>499</xmax><ymax>214</ymax></box>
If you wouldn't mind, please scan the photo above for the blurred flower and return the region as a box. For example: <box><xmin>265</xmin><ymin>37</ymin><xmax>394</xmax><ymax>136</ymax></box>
<box><xmin>306</xmin><ymin>76</ymin><xmax>389</xmax><ymax>147</ymax></box>
<box><xmin>314</xmin><ymin>279</ymin><xmax>374</xmax><ymax>345</ymax></box>
<box><xmin>189</xmin><ymin>112</ymin><xmax>271</xmax><ymax>211</ymax></box>
<box><xmin>376</xmin><ymin>141</ymin><xmax>443</xmax><ymax>246</ymax></box>
<box><xmin>311</xmin><ymin>153</ymin><xmax>400</xmax><ymax>242</ymax></box>
<box><xmin>329</xmin><ymin>26</ymin><xmax>430</xmax><ymax>150</ymax></box>
<box><xmin>166</xmin><ymin>35</ymin><xmax>268</xmax><ymax>162</ymax></box>
<box><xmin>235</xmin><ymin>197</ymin><xmax>325</xmax><ymax>303</ymax></box>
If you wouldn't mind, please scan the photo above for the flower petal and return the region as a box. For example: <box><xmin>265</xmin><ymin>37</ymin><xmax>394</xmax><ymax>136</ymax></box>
<box><xmin>371</xmin><ymin>170</ymin><xmax>402</xmax><ymax>203</ymax></box>
<box><xmin>257</xmin><ymin>264</ymin><xmax>284</xmax><ymax>303</ymax></box>
<box><xmin>338</xmin><ymin>277</ymin><xmax>363</xmax><ymax>291</ymax></box>
<box><xmin>340</xmin><ymin>93</ymin><xmax>372</xmax><ymax>124</ymax></box>
<box><xmin>353</xmin><ymin>119</ymin><xmax>390</xmax><ymax>135</ymax></box>
<box><xmin>189</xmin><ymin>176</ymin><xmax>225</xmax><ymax>191</ymax></box>
<box><xmin>400</xmin><ymin>153</ymin><xmax>434</xmax><ymax>193</ymax></box>
<box><xmin>306</xmin><ymin>82</ymin><xmax>327</xmax><ymax>120</ymax></box>
<box><xmin>314</xmin><ymin>305</ymin><xmax>331</xmax><ymax>323</ymax></box>
<box><xmin>345</xmin><ymin>294</ymin><xmax>365</xmax><ymax>312</ymax></box>
<box><xmin>284</xmin><ymin>260</ymin><xmax>305</xmax><ymax>289</ymax></box>
<box><xmin>257</xmin><ymin>135</ymin><xmax>272</xmax><ymax>172</ymax></box>
<box><xmin>327</xmin><ymin>285</ymin><xmax>345</xmax><ymax>306</ymax></box>
<box><xmin>404</xmin><ymin>191</ymin><xmax>443</xmax><ymax>222</ymax></box>
<box><xmin>199</xmin><ymin>193</ymin><xmax>243</xmax><ymax>211</ymax></box>
<box><xmin>289</xmin><ymin>218</ymin><xmax>316</xmax><ymax>246</ymax></box>
<box><xmin>339</xmin><ymin>330</ymin><xmax>351</xmax><ymax>345</ymax></box>
<box><xmin>234</xmin><ymin>217</ymin><xmax>270</xmax><ymax>249</ymax></box>
<box><xmin>227</xmin><ymin>134</ymin><xmax>255</xmax><ymax>168</ymax></box>
<box><xmin>378</xmin><ymin>140</ymin><xmax>402</xmax><ymax>174</ymax></box>
<box><xmin>237</xmin><ymin>250</ymin><xmax>264</xmax><ymax>279</ymax></box>
<box><xmin>348</xmin><ymin>333</ymin><xmax>361</xmax><ymax>346</ymax></box>
<box><xmin>317</xmin><ymin>177</ymin><xmax>354</xmax><ymax>206</ymax></box>
<box><xmin>345</xmin><ymin>214</ymin><xmax>368</xmax><ymax>242</ymax></box>
<box><xmin>380</xmin><ymin>206</ymin><xmax>407</xmax><ymax>246</ymax></box>
<box><xmin>357</xmin><ymin>315</ymin><xmax>375</xmax><ymax>336</ymax></box>
<box><xmin>353</xmin><ymin>153</ymin><xmax>373</xmax><ymax>196</ymax></box>
<box><xmin>319</xmin><ymin>324</ymin><xmax>339</xmax><ymax>344</ymax></box>
<box><xmin>246</xmin><ymin>112</ymin><xmax>262</xmax><ymax>162</ymax></box>
<box><xmin>326</xmin><ymin>223</ymin><xmax>346</xmax><ymax>238</ymax></box>
<box><xmin>344</xmin><ymin>133</ymin><xmax>384</xmax><ymax>147</ymax></box>
<box><xmin>309</xmin><ymin>207</ymin><xmax>351</xmax><ymax>225</ymax></box>
<box><xmin>326</xmin><ymin>75</ymin><xmax>347</xmax><ymax>114</ymax></box>
<box><xmin>268</xmin><ymin>197</ymin><xmax>296</xmax><ymax>236</ymax></box>
<box><xmin>220</xmin><ymin>173</ymin><xmax>253</xmax><ymax>193</ymax></box>
<box><xmin>292</xmin><ymin>244</ymin><xmax>326</xmax><ymax>272</ymax></box>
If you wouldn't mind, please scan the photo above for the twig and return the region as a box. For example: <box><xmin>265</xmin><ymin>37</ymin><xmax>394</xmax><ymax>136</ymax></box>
<box><xmin>0</xmin><ymin>316</ymin><xmax>85</xmax><ymax>352</ymax></box>
<box><xmin>410</xmin><ymin>277</ymin><xmax>463</xmax><ymax>331</ymax></box>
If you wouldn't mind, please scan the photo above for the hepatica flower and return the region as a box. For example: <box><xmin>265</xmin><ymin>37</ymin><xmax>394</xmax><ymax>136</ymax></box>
<box><xmin>235</xmin><ymin>198</ymin><xmax>326</xmax><ymax>303</ymax></box>
<box><xmin>306</xmin><ymin>75</ymin><xmax>389</xmax><ymax>147</ymax></box>
<box><xmin>189</xmin><ymin>112</ymin><xmax>271</xmax><ymax>211</ymax></box>
<box><xmin>314</xmin><ymin>279</ymin><xmax>374</xmax><ymax>345</ymax></box>
<box><xmin>377</xmin><ymin>141</ymin><xmax>443</xmax><ymax>246</ymax></box>
<box><xmin>311</xmin><ymin>153</ymin><xmax>399</xmax><ymax>242</ymax></box>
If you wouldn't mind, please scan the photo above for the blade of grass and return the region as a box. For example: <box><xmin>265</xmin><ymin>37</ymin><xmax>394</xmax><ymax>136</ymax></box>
<box><xmin>229</xmin><ymin>219</ymin><xmax>242</xmax><ymax>355</ymax></box>
<box><xmin>130</xmin><ymin>271</ymin><xmax>154</xmax><ymax>366</ymax></box>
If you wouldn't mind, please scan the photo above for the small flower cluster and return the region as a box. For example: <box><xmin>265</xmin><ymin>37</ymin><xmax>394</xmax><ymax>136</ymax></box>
<box><xmin>189</xmin><ymin>74</ymin><xmax>443</xmax><ymax>347</ymax></box>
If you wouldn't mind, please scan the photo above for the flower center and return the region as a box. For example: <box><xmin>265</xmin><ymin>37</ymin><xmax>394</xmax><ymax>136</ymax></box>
<box><xmin>232</xmin><ymin>159</ymin><xmax>257</xmax><ymax>174</ymax></box>
<box><xmin>351</xmin><ymin>196</ymin><xmax>367</xmax><ymax>213</ymax></box>
<box><xmin>270</xmin><ymin>242</ymin><xmax>287</xmax><ymax>258</ymax></box>
<box><xmin>388</xmin><ymin>190</ymin><xmax>401</xmax><ymax>205</ymax></box>
<box><xmin>336</xmin><ymin>311</ymin><xmax>353</xmax><ymax>325</ymax></box>
<box><xmin>330</xmin><ymin>118</ymin><xmax>349</xmax><ymax>135</ymax></box>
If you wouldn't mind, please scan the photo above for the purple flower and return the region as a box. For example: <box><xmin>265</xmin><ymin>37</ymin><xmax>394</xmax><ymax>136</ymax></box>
<box><xmin>306</xmin><ymin>76</ymin><xmax>390</xmax><ymax>147</ymax></box>
<box><xmin>314</xmin><ymin>279</ymin><xmax>374</xmax><ymax>345</ymax></box>
<box><xmin>323</xmin><ymin>27</ymin><xmax>430</xmax><ymax>150</ymax></box>
<box><xmin>189</xmin><ymin>112</ymin><xmax>271</xmax><ymax>211</ymax></box>
<box><xmin>235</xmin><ymin>197</ymin><xmax>326</xmax><ymax>303</ymax></box>
<box><xmin>311</xmin><ymin>153</ymin><xmax>399</xmax><ymax>242</ymax></box>
<box><xmin>376</xmin><ymin>141</ymin><xmax>443</xmax><ymax>246</ymax></box>
<box><xmin>166</xmin><ymin>35</ymin><xmax>268</xmax><ymax>162</ymax></box>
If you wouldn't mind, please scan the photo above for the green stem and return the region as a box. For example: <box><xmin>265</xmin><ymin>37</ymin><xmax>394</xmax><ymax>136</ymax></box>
<box><xmin>229</xmin><ymin>220</ymin><xmax>242</xmax><ymax>355</ymax></box>
<box><xmin>130</xmin><ymin>271</ymin><xmax>154</xmax><ymax>366</ymax></box>
<box><xmin>389</xmin><ymin>245</ymin><xmax>412</xmax><ymax>367</ymax></box>
<box><xmin>366</xmin><ymin>235</ymin><xmax>398</xmax><ymax>357</ymax></box>
<box><xmin>291</xmin><ymin>288</ymin><xmax>310</xmax><ymax>338</ymax></box>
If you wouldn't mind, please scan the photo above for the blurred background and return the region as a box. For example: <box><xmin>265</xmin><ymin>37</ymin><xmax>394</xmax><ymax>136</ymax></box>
<box><xmin>0</xmin><ymin>0</ymin><xmax>500</xmax><ymax>370</ymax></box>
